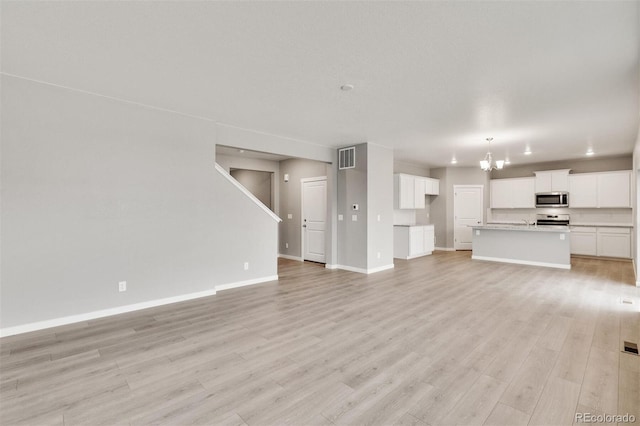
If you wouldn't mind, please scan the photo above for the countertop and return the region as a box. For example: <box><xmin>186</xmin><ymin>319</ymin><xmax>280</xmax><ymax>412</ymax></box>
<box><xmin>473</xmin><ymin>224</ymin><xmax>569</xmax><ymax>233</ymax></box>
<box><xmin>394</xmin><ymin>224</ymin><xmax>434</xmax><ymax>227</ymax></box>
<box><xmin>488</xmin><ymin>221</ymin><xmax>633</xmax><ymax>228</ymax></box>
<box><xmin>569</xmin><ymin>222</ymin><xmax>633</xmax><ymax>227</ymax></box>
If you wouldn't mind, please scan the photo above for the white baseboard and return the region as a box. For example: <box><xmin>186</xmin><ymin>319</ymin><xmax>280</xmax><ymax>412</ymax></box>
<box><xmin>215</xmin><ymin>275</ymin><xmax>278</xmax><ymax>291</ymax></box>
<box><xmin>278</xmin><ymin>254</ymin><xmax>303</xmax><ymax>262</ymax></box>
<box><xmin>435</xmin><ymin>247</ymin><xmax>455</xmax><ymax>251</ymax></box>
<box><xmin>472</xmin><ymin>255</ymin><xmax>571</xmax><ymax>270</ymax></box>
<box><xmin>335</xmin><ymin>264</ymin><xmax>395</xmax><ymax>274</ymax></box>
<box><xmin>325</xmin><ymin>264</ymin><xmax>338</xmax><ymax>269</ymax></box>
<box><xmin>0</xmin><ymin>275</ymin><xmax>278</xmax><ymax>337</ymax></box>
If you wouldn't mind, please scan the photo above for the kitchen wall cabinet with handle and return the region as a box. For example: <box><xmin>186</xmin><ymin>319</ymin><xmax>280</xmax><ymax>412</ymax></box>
<box><xmin>394</xmin><ymin>225</ymin><xmax>435</xmax><ymax>259</ymax></box>
<box><xmin>568</xmin><ymin>170</ymin><xmax>631</xmax><ymax>208</ymax></box>
<box><xmin>490</xmin><ymin>177</ymin><xmax>535</xmax><ymax>209</ymax></box>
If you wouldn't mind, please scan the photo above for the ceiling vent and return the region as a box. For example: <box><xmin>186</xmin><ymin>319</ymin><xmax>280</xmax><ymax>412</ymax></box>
<box><xmin>338</xmin><ymin>147</ymin><xmax>356</xmax><ymax>170</ymax></box>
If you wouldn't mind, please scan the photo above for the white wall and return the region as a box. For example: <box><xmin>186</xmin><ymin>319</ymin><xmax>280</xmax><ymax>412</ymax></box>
<box><xmin>1</xmin><ymin>76</ymin><xmax>279</xmax><ymax>331</ymax></box>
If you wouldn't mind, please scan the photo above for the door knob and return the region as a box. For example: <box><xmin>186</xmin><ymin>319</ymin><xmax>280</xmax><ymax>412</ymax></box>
<box><xmin>303</xmin><ymin>224</ymin><xmax>307</xmax><ymax>228</ymax></box>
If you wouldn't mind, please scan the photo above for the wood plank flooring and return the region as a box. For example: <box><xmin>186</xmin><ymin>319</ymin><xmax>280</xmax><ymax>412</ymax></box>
<box><xmin>1</xmin><ymin>251</ymin><xmax>639</xmax><ymax>425</ymax></box>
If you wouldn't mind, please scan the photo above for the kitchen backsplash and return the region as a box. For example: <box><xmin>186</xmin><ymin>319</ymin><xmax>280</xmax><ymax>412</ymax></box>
<box><xmin>394</xmin><ymin>209</ymin><xmax>417</xmax><ymax>225</ymax></box>
<box><xmin>488</xmin><ymin>208</ymin><xmax>633</xmax><ymax>225</ymax></box>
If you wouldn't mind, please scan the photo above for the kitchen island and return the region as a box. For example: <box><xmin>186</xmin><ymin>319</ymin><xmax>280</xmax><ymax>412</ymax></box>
<box><xmin>471</xmin><ymin>224</ymin><xmax>571</xmax><ymax>269</ymax></box>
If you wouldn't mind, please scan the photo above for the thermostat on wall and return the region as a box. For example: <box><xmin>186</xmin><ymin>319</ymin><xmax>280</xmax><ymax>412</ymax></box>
<box><xmin>352</xmin><ymin>204</ymin><xmax>359</xmax><ymax>211</ymax></box>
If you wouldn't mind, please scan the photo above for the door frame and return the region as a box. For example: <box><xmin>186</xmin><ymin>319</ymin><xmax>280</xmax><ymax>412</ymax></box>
<box><xmin>453</xmin><ymin>184</ymin><xmax>484</xmax><ymax>250</ymax></box>
<box><xmin>301</xmin><ymin>176</ymin><xmax>328</xmax><ymax>262</ymax></box>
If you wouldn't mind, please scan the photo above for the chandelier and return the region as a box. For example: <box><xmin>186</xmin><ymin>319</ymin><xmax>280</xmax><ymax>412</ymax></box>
<box><xmin>480</xmin><ymin>137</ymin><xmax>504</xmax><ymax>172</ymax></box>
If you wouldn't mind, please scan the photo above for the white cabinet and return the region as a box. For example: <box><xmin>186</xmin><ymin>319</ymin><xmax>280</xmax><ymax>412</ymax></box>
<box><xmin>490</xmin><ymin>177</ymin><xmax>535</xmax><ymax>209</ymax></box>
<box><xmin>512</xmin><ymin>178</ymin><xmax>536</xmax><ymax>208</ymax></box>
<box><xmin>490</xmin><ymin>179</ymin><xmax>512</xmax><ymax>208</ymax></box>
<box><xmin>394</xmin><ymin>225</ymin><xmax>435</xmax><ymax>259</ymax></box>
<box><xmin>597</xmin><ymin>227</ymin><xmax>631</xmax><ymax>258</ymax></box>
<box><xmin>414</xmin><ymin>178</ymin><xmax>426</xmax><ymax>209</ymax></box>
<box><xmin>409</xmin><ymin>226</ymin><xmax>425</xmax><ymax>255</ymax></box>
<box><xmin>568</xmin><ymin>174</ymin><xmax>598</xmax><ymax>207</ymax></box>
<box><xmin>569</xmin><ymin>226</ymin><xmax>631</xmax><ymax>258</ymax></box>
<box><xmin>569</xmin><ymin>170</ymin><xmax>631</xmax><ymax>208</ymax></box>
<box><xmin>425</xmin><ymin>178</ymin><xmax>440</xmax><ymax>195</ymax></box>
<box><xmin>597</xmin><ymin>171</ymin><xmax>631</xmax><ymax>208</ymax></box>
<box><xmin>424</xmin><ymin>226</ymin><xmax>435</xmax><ymax>253</ymax></box>
<box><xmin>534</xmin><ymin>169</ymin><xmax>570</xmax><ymax>193</ymax></box>
<box><xmin>395</xmin><ymin>174</ymin><xmax>416</xmax><ymax>209</ymax></box>
<box><xmin>394</xmin><ymin>174</ymin><xmax>439</xmax><ymax>209</ymax></box>
<box><xmin>569</xmin><ymin>227</ymin><xmax>597</xmax><ymax>256</ymax></box>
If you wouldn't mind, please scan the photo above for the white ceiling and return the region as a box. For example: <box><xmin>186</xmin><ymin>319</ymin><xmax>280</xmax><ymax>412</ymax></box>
<box><xmin>216</xmin><ymin>145</ymin><xmax>292</xmax><ymax>162</ymax></box>
<box><xmin>2</xmin><ymin>1</ymin><xmax>638</xmax><ymax>167</ymax></box>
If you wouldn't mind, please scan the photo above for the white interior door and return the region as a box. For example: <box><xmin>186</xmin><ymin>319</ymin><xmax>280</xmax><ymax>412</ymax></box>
<box><xmin>302</xmin><ymin>178</ymin><xmax>327</xmax><ymax>263</ymax></box>
<box><xmin>454</xmin><ymin>185</ymin><xmax>484</xmax><ymax>250</ymax></box>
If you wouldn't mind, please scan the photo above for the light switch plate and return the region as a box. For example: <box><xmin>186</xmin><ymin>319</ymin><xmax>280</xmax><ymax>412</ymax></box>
<box><xmin>352</xmin><ymin>214</ymin><xmax>358</xmax><ymax>221</ymax></box>
<box><xmin>476</xmin><ymin>230</ymin><xmax>480</xmax><ymax>235</ymax></box>
<box><xmin>287</xmin><ymin>214</ymin><xmax>293</xmax><ymax>219</ymax></box>
<box><xmin>338</xmin><ymin>214</ymin><xmax>343</xmax><ymax>221</ymax></box>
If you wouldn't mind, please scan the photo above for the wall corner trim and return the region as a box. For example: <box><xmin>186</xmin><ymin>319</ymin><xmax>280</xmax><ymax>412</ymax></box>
<box><xmin>0</xmin><ymin>275</ymin><xmax>278</xmax><ymax>337</ymax></box>
<box><xmin>215</xmin><ymin>163</ymin><xmax>282</xmax><ymax>223</ymax></box>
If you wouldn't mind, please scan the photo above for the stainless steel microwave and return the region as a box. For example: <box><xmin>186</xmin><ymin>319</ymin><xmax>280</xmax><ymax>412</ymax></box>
<box><xmin>535</xmin><ymin>192</ymin><xmax>569</xmax><ymax>208</ymax></box>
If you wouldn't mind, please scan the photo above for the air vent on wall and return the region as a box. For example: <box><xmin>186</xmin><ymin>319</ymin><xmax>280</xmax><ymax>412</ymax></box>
<box><xmin>339</xmin><ymin>147</ymin><xmax>356</xmax><ymax>170</ymax></box>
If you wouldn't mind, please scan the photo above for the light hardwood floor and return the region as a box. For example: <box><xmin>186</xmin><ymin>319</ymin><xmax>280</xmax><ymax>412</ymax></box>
<box><xmin>1</xmin><ymin>251</ymin><xmax>639</xmax><ymax>425</ymax></box>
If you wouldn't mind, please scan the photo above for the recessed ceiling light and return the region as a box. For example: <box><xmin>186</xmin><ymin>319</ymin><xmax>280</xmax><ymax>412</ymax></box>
<box><xmin>451</xmin><ymin>158</ymin><xmax>457</xmax><ymax>164</ymax></box>
<box><xmin>340</xmin><ymin>84</ymin><xmax>354</xmax><ymax>91</ymax></box>
<box><xmin>524</xmin><ymin>148</ymin><xmax>532</xmax><ymax>155</ymax></box>
<box><xmin>505</xmin><ymin>159</ymin><xmax>511</xmax><ymax>165</ymax></box>
<box><xmin>586</xmin><ymin>149</ymin><xmax>594</xmax><ymax>156</ymax></box>
<box><xmin>239</xmin><ymin>149</ymin><xmax>245</xmax><ymax>153</ymax></box>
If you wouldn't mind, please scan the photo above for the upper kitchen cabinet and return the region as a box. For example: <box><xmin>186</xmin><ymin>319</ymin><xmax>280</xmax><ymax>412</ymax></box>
<box><xmin>490</xmin><ymin>177</ymin><xmax>535</xmax><ymax>209</ymax></box>
<box><xmin>394</xmin><ymin>173</ymin><xmax>438</xmax><ymax>209</ymax></box>
<box><xmin>414</xmin><ymin>177</ymin><xmax>426</xmax><ymax>209</ymax></box>
<box><xmin>569</xmin><ymin>170</ymin><xmax>631</xmax><ymax>208</ymax></box>
<box><xmin>534</xmin><ymin>169</ymin><xmax>570</xmax><ymax>193</ymax></box>
<box><xmin>424</xmin><ymin>178</ymin><xmax>440</xmax><ymax>195</ymax></box>
<box><xmin>597</xmin><ymin>171</ymin><xmax>631</xmax><ymax>208</ymax></box>
<box><xmin>568</xmin><ymin>174</ymin><xmax>598</xmax><ymax>207</ymax></box>
<box><xmin>393</xmin><ymin>173</ymin><xmax>426</xmax><ymax>209</ymax></box>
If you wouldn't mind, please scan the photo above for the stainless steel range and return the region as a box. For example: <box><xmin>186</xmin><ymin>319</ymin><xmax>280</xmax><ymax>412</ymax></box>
<box><xmin>536</xmin><ymin>214</ymin><xmax>570</xmax><ymax>226</ymax></box>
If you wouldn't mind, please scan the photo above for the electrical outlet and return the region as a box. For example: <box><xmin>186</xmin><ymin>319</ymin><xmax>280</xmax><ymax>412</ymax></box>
<box><xmin>560</xmin><ymin>234</ymin><xmax>565</xmax><ymax>240</ymax></box>
<box><xmin>352</xmin><ymin>214</ymin><xmax>358</xmax><ymax>221</ymax></box>
<box><xmin>338</xmin><ymin>214</ymin><xmax>343</xmax><ymax>221</ymax></box>
<box><xmin>244</xmin><ymin>262</ymin><xmax>249</xmax><ymax>270</ymax></box>
<box><xmin>118</xmin><ymin>281</ymin><xmax>127</xmax><ymax>292</ymax></box>
<box><xmin>377</xmin><ymin>252</ymin><xmax>381</xmax><ymax>259</ymax></box>
<box><xmin>285</xmin><ymin>243</ymin><xmax>289</xmax><ymax>249</ymax></box>
<box><xmin>377</xmin><ymin>214</ymin><xmax>381</xmax><ymax>222</ymax></box>
<box><xmin>287</xmin><ymin>214</ymin><xmax>293</xmax><ymax>219</ymax></box>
